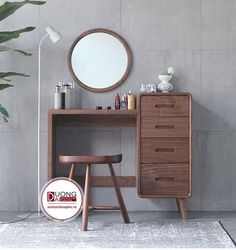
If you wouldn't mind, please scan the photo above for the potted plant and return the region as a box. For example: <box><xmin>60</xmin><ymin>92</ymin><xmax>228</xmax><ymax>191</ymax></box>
<box><xmin>0</xmin><ymin>0</ymin><xmax>46</xmax><ymax>122</ymax></box>
<box><xmin>158</xmin><ymin>67</ymin><xmax>175</xmax><ymax>93</ymax></box>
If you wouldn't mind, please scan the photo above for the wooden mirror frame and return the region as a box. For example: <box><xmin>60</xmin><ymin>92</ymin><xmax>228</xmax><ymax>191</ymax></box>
<box><xmin>68</xmin><ymin>28</ymin><xmax>132</xmax><ymax>93</ymax></box>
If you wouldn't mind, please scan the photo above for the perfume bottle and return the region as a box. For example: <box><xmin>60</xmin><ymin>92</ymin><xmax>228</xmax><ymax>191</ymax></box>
<box><xmin>114</xmin><ymin>93</ymin><xmax>120</xmax><ymax>110</ymax></box>
<box><xmin>120</xmin><ymin>95</ymin><xmax>127</xmax><ymax>110</ymax></box>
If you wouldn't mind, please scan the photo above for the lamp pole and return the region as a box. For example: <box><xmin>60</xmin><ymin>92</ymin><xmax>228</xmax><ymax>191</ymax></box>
<box><xmin>37</xmin><ymin>33</ymin><xmax>50</xmax><ymax>215</ymax></box>
<box><xmin>37</xmin><ymin>27</ymin><xmax>61</xmax><ymax>215</ymax></box>
<box><xmin>17</xmin><ymin>27</ymin><xmax>61</xmax><ymax>219</ymax></box>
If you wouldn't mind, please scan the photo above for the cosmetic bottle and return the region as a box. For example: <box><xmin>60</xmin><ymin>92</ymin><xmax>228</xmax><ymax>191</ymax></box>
<box><xmin>69</xmin><ymin>82</ymin><xmax>76</xmax><ymax>108</ymax></box>
<box><xmin>124</xmin><ymin>94</ymin><xmax>128</xmax><ymax>107</ymax></box>
<box><xmin>63</xmin><ymin>83</ymin><xmax>72</xmax><ymax>109</ymax></box>
<box><xmin>54</xmin><ymin>85</ymin><xmax>62</xmax><ymax>109</ymax></box>
<box><xmin>140</xmin><ymin>84</ymin><xmax>147</xmax><ymax>93</ymax></box>
<box><xmin>115</xmin><ymin>93</ymin><xmax>120</xmax><ymax>110</ymax></box>
<box><xmin>57</xmin><ymin>82</ymin><xmax>65</xmax><ymax>109</ymax></box>
<box><xmin>128</xmin><ymin>90</ymin><xmax>136</xmax><ymax>110</ymax></box>
<box><xmin>120</xmin><ymin>95</ymin><xmax>127</xmax><ymax>110</ymax></box>
<box><xmin>61</xmin><ymin>90</ymin><xmax>65</xmax><ymax>109</ymax></box>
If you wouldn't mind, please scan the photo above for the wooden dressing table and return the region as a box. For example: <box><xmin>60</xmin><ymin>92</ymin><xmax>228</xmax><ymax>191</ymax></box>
<box><xmin>48</xmin><ymin>109</ymin><xmax>138</xmax><ymax>187</ymax></box>
<box><xmin>48</xmin><ymin>93</ymin><xmax>192</xmax><ymax>219</ymax></box>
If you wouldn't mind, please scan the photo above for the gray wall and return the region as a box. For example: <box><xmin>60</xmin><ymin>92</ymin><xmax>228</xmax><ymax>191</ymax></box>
<box><xmin>0</xmin><ymin>0</ymin><xmax>235</xmax><ymax>211</ymax></box>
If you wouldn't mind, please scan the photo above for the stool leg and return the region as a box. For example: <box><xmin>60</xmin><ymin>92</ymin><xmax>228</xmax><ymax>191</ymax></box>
<box><xmin>69</xmin><ymin>163</ymin><xmax>75</xmax><ymax>180</ymax></box>
<box><xmin>108</xmin><ymin>164</ymin><xmax>130</xmax><ymax>223</ymax></box>
<box><xmin>81</xmin><ymin>164</ymin><xmax>91</xmax><ymax>231</ymax></box>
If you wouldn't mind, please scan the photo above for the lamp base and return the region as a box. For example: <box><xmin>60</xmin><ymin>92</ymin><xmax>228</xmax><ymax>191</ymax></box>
<box><xmin>18</xmin><ymin>212</ymin><xmax>44</xmax><ymax>219</ymax></box>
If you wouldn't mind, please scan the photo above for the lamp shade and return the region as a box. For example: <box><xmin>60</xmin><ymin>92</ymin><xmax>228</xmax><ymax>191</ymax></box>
<box><xmin>46</xmin><ymin>26</ymin><xmax>62</xmax><ymax>43</ymax></box>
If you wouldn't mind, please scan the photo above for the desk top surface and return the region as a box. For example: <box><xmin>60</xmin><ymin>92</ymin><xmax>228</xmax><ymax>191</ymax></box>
<box><xmin>48</xmin><ymin>109</ymin><xmax>139</xmax><ymax>116</ymax></box>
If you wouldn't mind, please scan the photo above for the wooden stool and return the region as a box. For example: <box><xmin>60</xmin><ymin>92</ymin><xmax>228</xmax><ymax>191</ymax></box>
<box><xmin>59</xmin><ymin>154</ymin><xmax>130</xmax><ymax>231</ymax></box>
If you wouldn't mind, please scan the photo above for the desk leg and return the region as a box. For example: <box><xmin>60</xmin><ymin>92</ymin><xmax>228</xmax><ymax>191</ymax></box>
<box><xmin>48</xmin><ymin>114</ymin><xmax>56</xmax><ymax>180</ymax></box>
<box><xmin>176</xmin><ymin>198</ymin><xmax>187</xmax><ymax>220</ymax></box>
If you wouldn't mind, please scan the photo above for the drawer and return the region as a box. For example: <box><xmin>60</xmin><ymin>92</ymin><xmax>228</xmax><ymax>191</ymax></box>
<box><xmin>141</xmin><ymin>95</ymin><xmax>189</xmax><ymax>117</ymax></box>
<box><xmin>141</xmin><ymin>138</ymin><xmax>189</xmax><ymax>164</ymax></box>
<box><xmin>141</xmin><ymin>117</ymin><xmax>189</xmax><ymax>137</ymax></box>
<box><xmin>140</xmin><ymin>164</ymin><xmax>189</xmax><ymax>196</ymax></box>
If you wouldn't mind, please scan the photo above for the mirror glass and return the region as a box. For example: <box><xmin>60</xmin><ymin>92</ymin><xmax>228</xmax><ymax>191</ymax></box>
<box><xmin>68</xmin><ymin>29</ymin><xmax>132</xmax><ymax>93</ymax></box>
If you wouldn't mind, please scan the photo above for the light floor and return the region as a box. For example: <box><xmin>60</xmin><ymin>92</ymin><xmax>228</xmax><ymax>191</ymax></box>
<box><xmin>0</xmin><ymin>211</ymin><xmax>236</xmax><ymax>246</ymax></box>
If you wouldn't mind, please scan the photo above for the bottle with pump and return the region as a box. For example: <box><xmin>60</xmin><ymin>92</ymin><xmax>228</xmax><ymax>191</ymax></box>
<box><xmin>54</xmin><ymin>83</ymin><xmax>65</xmax><ymax>109</ymax></box>
<box><xmin>128</xmin><ymin>90</ymin><xmax>136</xmax><ymax>110</ymax></box>
<box><xmin>63</xmin><ymin>83</ymin><xmax>72</xmax><ymax>109</ymax></box>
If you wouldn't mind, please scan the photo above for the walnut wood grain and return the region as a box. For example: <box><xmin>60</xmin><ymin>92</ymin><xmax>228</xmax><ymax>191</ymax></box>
<box><xmin>81</xmin><ymin>164</ymin><xmax>91</xmax><ymax>231</ymax></box>
<box><xmin>63</xmin><ymin>155</ymin><xmax>130</xmax><ymax>229</ymax></box>
<box><xmin>141</xmin><ymin>95</ymin><xmax>189</xmax><ymax>117</ymax></box>
<box><xmin>60</xmin><ymin>154</ymin><xmax>122</xmax><ymax>164</ymax></box>
<box><xmin>89</xmin><ymin>206</ymin><xmax>121</xmax><ymax>211</ymax></box>
<box><xmin>108</xmin><ymin>163</ymin><xmax>130</xmax><ymax>223</ymax></box>
<box><xmin>48</xmin><ymin>109</ymin><xmax>138</xmax><ymax>187</ymax></box>
<box><xmin>49</xmin><ymin>109</ymin><xmax>138</xmax><ymax>127</ymax></box>
<box><xmin>141</xmin><ymin>137</ymin><xmax>189</xmax><ymax>164</ymax></box>
<box><xmin>48</xmin><ymin>109</ymin><xmax>138</xmax><ymax>116</ymax></box>
<box><xmin>138</xmin><ymin>93</ymin><xmax>192</xmax><ymax>212</ymax></box>
<box><xmin>141</xmin><ymin>116</ymin><xmax>189</xmax><ymax>137</ymax></box>
<box><xmin>140</xmin><ymin>164</ymin><xmax>189</xmax><ymax>197</ymax></box>
<box><xmin>68</xmin><ymin>28</ymin><xmax>132</xmax><ymax>93</ymax></box>
<box><xmin>177</xmin><ymin>198</ymin><xmax>187</xmax><ymax>220</ymax></box>
<box><xmin>73</xmin><ymin>176</ymin><xmax>136</xmax><ymax>187</ymax></box>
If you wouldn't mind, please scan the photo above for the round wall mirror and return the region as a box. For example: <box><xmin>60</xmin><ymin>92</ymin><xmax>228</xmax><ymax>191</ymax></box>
<box><xmin>68</xmin><ymin>29</ymin><xmax>132</xmax><ymax>93</ymax></box>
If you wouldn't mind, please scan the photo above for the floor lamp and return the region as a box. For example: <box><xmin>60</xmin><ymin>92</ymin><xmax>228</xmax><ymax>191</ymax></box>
<box><xmin>37</xmin><ymin>26</ymin><xmax>62</xmax><ymax>214</ymax></box>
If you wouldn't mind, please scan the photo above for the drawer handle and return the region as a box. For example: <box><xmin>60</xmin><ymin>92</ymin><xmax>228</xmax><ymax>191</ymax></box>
<box><xmin>155</xmin><ymin>104</ymin><xmax>175</xmax><ymax>108</ymax></box>
<box><xmin>155</xmin><ymin>177</ymin><xmax>175</xmax><ymax>182</ymax></box>
<box><xmin>155</xmin><ymin>125</ymin><xmax>175</xmax><ymax>129</ymax></box>
<box><xmin>155</xmin><ymin>148</ymin><xmax>174</xmax><ymax>152</ymax></box>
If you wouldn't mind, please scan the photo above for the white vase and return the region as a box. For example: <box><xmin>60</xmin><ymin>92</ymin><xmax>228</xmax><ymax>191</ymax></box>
<box><xmin>158</xmin><ymin>74</ymin><xmax>173</xmax><ymax>93</ymax></box>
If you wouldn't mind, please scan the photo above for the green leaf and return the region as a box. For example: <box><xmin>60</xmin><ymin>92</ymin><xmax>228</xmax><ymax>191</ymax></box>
<box><xmin>14</xmin><ymin>49</ymin><xmax>32</xmax><ymax>56</ymax></box>
<box><xmin>0</xmin><ymin>104</ymin><xmax>9</xmax><ymax>118</ymax></box>
<box><xmin>0</xmin><ymin>1</ymin><xmax>46</xmax><ymax>22</ymax></box>
<box><xmin>0</xmin><ymin>72</ymin><xmax>30</xmax><ymax>78</ymax></box>
<box><xmin>0</xmin><ymin>45</ymin><xmax>9</xmax><ymax>52</ymax></box>
<box><xmin>25</xmin><ymin>0</ymin><xmax>46</xmax><ymax>4</ymax></box>
<box><xmin>0</xmin><ymin>27</ymin><xmax>35</xmax><ymax>44</ymax></box>
<box><xmin>0</xmin><ymin>45</ymin><xmax>32</xmax><ymax>56</ymax></box>
<box><xmin>0</xmin><ymin>78</ymin><xmax>11</xmax><ymax>82</ymax></box>
<box><xmin>0</xmin><ymin>83</ymin><xmax>13</xmax><ymax>90</ymax></box>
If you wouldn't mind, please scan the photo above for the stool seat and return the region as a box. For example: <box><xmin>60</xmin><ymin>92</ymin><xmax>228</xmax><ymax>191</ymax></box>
<box><xmin>59</xmin><ymin>153</ymin><xmax>130</xmax><ymax>231</ymax></box>
<box><xmin>59</xmin><ymin>154</ymin><xmax>122</xmax><ymax>164</ymax></box>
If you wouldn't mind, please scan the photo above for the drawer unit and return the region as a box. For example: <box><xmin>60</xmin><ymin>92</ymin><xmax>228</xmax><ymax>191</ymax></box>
<box><xmin>138</xmin><ymin>93</ymin><xmax>192</xmax><ymax>218</ymax></box>
<box><xmin>140</xmin><ymin>164</ymin><xmax>189</xmax><ymax>197</ymax></box>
